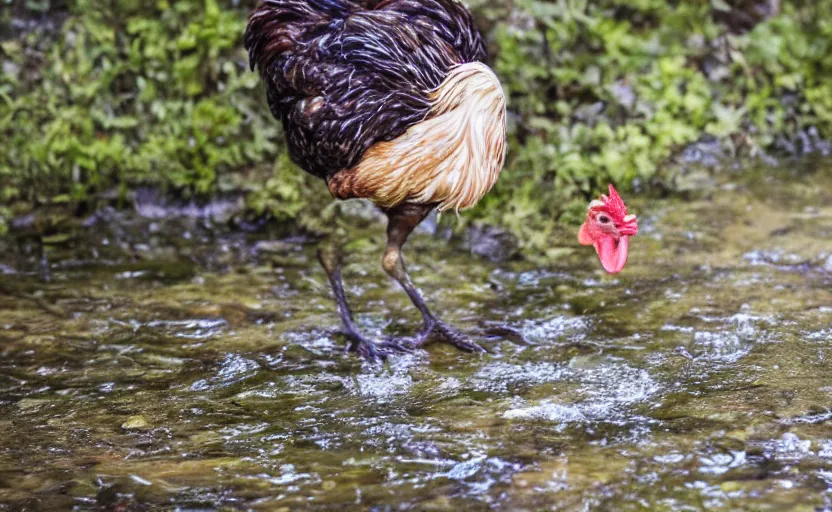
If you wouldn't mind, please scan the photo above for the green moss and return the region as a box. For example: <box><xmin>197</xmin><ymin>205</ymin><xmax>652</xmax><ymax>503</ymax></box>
<box><xmin>1</xmin><ymin>0</ymin><xmax>831</xmax><ymax>248</ymax></box>
<box><xmin>0</xmin><ymin>0</ymin><xmax>287</xmax><ymax>228</ymax></box>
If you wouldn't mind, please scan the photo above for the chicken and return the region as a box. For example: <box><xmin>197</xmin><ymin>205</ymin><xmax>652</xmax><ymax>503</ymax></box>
<box><xmin>245</xmin><ymin>0</ymin><xmax>636</xmax><ymax>359</ymax></box>
<box><xmin>578</xmin><ymin>185</ymin><xmax>639</xmax><ymax>274</ymax></box>
<box><xmin>245</xmin><ymin>0</ymin><xmax>506</xmax><ymax>358</ymax></box>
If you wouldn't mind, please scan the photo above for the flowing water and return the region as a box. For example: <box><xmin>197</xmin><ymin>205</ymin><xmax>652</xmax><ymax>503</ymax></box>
<box><xmin>1</xmin><ymin>160</ymin><xmax>831</xmax><ymax>511</ymax></box>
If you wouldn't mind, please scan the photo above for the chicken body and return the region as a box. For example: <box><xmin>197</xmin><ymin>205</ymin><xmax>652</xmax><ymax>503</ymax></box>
<box><xmin>245</xmin><ymin>0</ymin><xmax>507</xmax><ymax>357</ymax></box>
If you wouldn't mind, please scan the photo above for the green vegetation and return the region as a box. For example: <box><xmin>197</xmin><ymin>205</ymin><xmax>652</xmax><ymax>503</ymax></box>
<box><xmin>487</xmin><ymin>0</ymin><xmax>832</xmax><ymax>244</ymax></box>
<box><xmin>1</xmin><ymin>0</ymin><xmax>830</xmax><ymax>248</ymax></box>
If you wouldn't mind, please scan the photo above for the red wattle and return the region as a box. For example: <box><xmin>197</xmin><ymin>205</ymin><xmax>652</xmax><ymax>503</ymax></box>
<box><xmin>594</xmin><ymin>235</ymin><xmax>630</xmax><ymax>274</ymax></box>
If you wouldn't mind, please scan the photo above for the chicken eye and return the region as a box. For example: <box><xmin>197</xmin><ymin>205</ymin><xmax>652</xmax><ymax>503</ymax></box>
<box><xmin>597</xmin><ymin>215</ymin><xmax>610</xmax><ymax>224</ymax></box>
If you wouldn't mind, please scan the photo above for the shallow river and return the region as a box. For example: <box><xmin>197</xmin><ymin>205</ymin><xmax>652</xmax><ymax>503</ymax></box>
<box><xmin>1</xmin><ymin>160</ymin><xmax>831</xmax><ymax>511</ymax></box>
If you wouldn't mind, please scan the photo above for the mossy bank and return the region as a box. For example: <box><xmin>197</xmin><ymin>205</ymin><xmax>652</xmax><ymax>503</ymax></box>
<box><xmin>1</xmin><ymin>0</ymin><xmax>830</xmax><ymax>250</ymax></box>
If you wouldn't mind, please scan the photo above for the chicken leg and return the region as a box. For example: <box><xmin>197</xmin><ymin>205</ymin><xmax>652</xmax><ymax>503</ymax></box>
<box><xmin>317</xmin><ymin>243</ymin><xmax>410</xmax><ymax>360</ymax></box>
<box><xmin>381</xmin><ymin>203</ymin><xmax>485</xmax><ymax>353</ymax></box>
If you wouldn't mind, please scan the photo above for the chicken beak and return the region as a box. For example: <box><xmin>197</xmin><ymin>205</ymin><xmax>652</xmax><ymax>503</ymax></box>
<box><xmin>594</xmin><ymin>235</ymin><xmax>630</xmax><ymax>274</ymax></box>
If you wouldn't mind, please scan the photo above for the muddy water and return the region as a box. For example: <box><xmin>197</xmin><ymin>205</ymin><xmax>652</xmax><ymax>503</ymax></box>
<box><xmin>1</xmin><ymin>160</ymin><xmax>831</xmax><ymax>511</ymax></box>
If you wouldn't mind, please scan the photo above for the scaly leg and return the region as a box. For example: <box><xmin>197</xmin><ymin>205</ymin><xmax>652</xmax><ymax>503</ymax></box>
<box><xmin>317</xmin><ymin>242</ymin><xmax>410</xmax><ymax>360</ymax></box>
<box><xmin>381</xmin><ymin>204</ymin><xmax>485</xmax><ymax>353</ymax></box>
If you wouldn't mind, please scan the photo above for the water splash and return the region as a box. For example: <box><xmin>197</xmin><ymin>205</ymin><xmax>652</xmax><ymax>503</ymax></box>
<box><xmin>502</xmin><ymin>363</ymin><xmax>660</xmax><ymax>427</ymax></box>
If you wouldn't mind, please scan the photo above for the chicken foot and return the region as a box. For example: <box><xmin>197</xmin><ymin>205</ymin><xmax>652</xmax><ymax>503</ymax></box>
<box><xmin>317</xmin><ymin>243</ymin><xmax>411</xmax><ymax>360</ymax></box>
<box><xmin>381</xmin><ymin>204</ymin><xmax>486</xmax><ymax>354</ymax></box>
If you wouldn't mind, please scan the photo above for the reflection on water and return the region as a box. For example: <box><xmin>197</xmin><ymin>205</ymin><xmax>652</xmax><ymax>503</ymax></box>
<box><xmin>1</xmin><ymin>160</ymin><xmax>832</xmax><ymax>510</ymax></box>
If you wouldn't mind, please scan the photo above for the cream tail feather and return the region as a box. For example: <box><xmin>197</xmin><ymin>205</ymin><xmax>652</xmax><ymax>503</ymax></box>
<box><xmin>339</xmin><ymin>62</ymin><xmax>507</xmax><ymax>212</ymax></box>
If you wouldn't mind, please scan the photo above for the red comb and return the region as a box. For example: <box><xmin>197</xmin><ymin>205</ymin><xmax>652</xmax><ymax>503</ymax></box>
<box><xmin>589</xmin><ymin>184</ymin><xmax>629</xmax><ymax>222</ymax></box>
<box><xmin>602</xmin><ymin>184</ymin><xmax>628</xmax><ymax>218</ymax></box>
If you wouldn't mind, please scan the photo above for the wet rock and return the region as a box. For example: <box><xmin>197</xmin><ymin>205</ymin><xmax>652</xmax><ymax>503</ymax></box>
<box><xmin>775</xmin><ymin>127</ymin><xmax>832</xmax><ymax>157</ymax></box>
<box><xmin>762</xmin><ymin>433</ymin><xmax>813</xmax><ymax>461</ymax></box>
<box><xmin>463</xmin><ymin>224</ymin><xmax>519</xmax><ymax>263</ymax></box>
<box><xmin>332</xmin><ymin>199</ymin><xmax>386</xmax><ymax>225</ymax></box>
<box><xmin>133</xmin><ymin>188</ymin><xmax>244</xmax><ymax>223</ymax></box>
<box><xmin>678</xmin><ymin>137</ymin><xmax>726</xmax><ymax>168</ymax></box>
<box><xmin>254</xmin><ymin>240</ymin><xmax>297</xmax><ymax>254</ymax></box>
<box><xmin>143</xmin><ymin>318</ymin><xmax>228</xmax><ymax>340</ymax></box>
<box><xmin>122</xmin><ymin>416</ymin><xmax>150</xmax><ymax>430</ymax></box>
<box><xmin>697</xmin><ymin>450</ymin><xmax>747</xmax><ymax>475</ymax></box>
<box><xmin>215</xmin><ymin>354</ymin><xmax>261</xmax><ymax>385</ymax></box>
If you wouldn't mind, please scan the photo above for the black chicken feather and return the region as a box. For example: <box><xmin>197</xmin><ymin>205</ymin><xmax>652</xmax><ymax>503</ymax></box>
<box><xmin>244</xmin><ymin>0</ymin><xmax>486</xmax><ymax>180</ymax></box>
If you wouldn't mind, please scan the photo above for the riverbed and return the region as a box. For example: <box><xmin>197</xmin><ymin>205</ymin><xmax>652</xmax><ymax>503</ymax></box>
<box><xmin>1</xmin><ymin>160</ymin><xmax>831</xmax><ymax>510</ymax></box>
